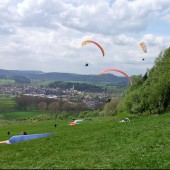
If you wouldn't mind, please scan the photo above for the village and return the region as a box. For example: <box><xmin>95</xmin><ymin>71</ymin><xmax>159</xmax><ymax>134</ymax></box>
<box><xmin>0</xmin><ymin>83</ymin><xmax>112</xmax><ymax>109</ymax></box>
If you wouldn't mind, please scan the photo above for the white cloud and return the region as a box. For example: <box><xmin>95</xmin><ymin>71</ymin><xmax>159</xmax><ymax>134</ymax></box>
<box><xmin>162</xmin><ymin>13</ymin><xmax>170</xmax><ymax>23</ymax></box>
<box><xmin>0</xmin><ymin>0</ymin><xmax>170</xmax><ymax>76</ymax></box>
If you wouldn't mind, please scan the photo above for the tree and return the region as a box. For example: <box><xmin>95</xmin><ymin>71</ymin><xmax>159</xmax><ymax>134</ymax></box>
<box><xmin>121</xmin><ymin>46</ymin><xmax>170</xmax><ymax>115</ymax></box>
<box><xmin>12</xmin><ymin>76</ymin><xmax>31</xmax><ymax>84</ymax></box>
<box><xmin>103</xmin><ymin>97</ymin><xmax>122</xmax><ymax>116</ymax></box>
<box><xmin>15</xmin><ymin>95</ymin><xmax>33</xmax><ymax>110</ymax></box>
<box><xmin>38</xmin><ymin>102</ymin><xmax>47</xmax><ymax>113</ymax></box>
<box><xmin>48</xmin><ymin>102</ymin><xmax>60</xmax><ymax>114</ymax></box>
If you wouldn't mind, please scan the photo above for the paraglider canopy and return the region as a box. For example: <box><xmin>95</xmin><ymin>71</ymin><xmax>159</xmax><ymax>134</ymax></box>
<box><xmin>139</xmin><ymin>42</ymin><xmax>147</xmax><ymax>53</ymax></box>
<box><xmin>70</xmin><ymin>122</ymin><xmax>76</xmax><ymax>126</ymax></box>
<box><xmin>74</xmin><ymin>119</ymin><xmax>83</xmax><ymax>124</ymax></box>
<box><xmin>82</xmin><ymin>40</ymin><xmax>105</xmax><ymax>57</ymax></box>
<box><xmin>0</xmin><ymin>133</ymin><xmax>54</xmax><ymax>144</ymax></box>
<box><xmin>99</xmin><ymin>68</ymin><xmax>132</xmax><ymax>85</ymax></box>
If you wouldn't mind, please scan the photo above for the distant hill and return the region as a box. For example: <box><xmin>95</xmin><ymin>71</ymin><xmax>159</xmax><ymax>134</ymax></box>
<box><xmin>0</xmin><ymin>69</ymin><xmax>130</xmax><ymax>85</ymax></box>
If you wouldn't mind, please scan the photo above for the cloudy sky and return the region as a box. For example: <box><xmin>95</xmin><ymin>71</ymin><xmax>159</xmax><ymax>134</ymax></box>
<box><xmin>0</xmin><ymin>0</ymin><xmax>170</xmax><ymax>76</ymax></box>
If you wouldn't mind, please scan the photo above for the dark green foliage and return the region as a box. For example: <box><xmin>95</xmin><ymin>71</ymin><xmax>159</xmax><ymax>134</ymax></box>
<box><xmin>122</xmin><ymin>47</ymin><xmax>170</xmax><ymax>115</ymax></box>
<box><xmin>103</xmin><ymin>97</ymin><xmax>122</xmax><ymax>116</ymax></box>
<box><xmin>12</xmin><ymin>76</ymin><xmax>31</xmax><ymax>84</ymax></box>
<box><xmin>0</xmin><ymin>69</ymin><xmax>129</xmax><ymax>85</ymax></box>
<box><xmin>57</xmin><ymin>111</ymin><xmax>70</xmax><ymax>119</ymax></box>
<box><xmin>15</xmin><ymin>95</ymin><xmax>57</xmax><ymax>110</ymax></box>
<box><xmin>142</xmin><ymin>72</ymin><xmax>148</xmax><ymax>81</ymax></box>
<box><xmin>15</xmin><ymin>95</ymin><xmax>88</xmax><ymax>114</ymax></box>
<box><xmin>78</xmin><ymin>110</ymin><xmax>100</xmax><ymax>118</ymax></box>
<box><xmin>48</xmin><ymin>81</ymin><xmax>105</xmax><ymax>93</ymax></box>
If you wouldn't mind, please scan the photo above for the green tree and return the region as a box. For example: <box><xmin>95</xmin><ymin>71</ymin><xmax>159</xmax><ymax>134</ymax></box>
<box><xmin>103</xmin><ymin>97</ymin><xmax>122</xmax><ymax>116</ymax></box>
<box><xmin>121</xmin><ymin>46</ymin><xmax>170</xmax><ymax>115</ymax></box>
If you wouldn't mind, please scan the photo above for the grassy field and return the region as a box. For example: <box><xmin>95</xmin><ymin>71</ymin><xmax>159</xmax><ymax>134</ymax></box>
<box><xmin>1</xmin><ymin>111</ymin><xmax>42</xmax><ymax>120</ymax></box>
<box><xmin>0</xmin><ymin>112</ymin><xmax>170</xmax><ymax>169</ymax></box>
<box><xmin>0</xmin><ymin>79</ymin><xmax>15</xmax><ymax>85</ymax></box>
<box><xmin>0</xmin><ymin>97</ymin><xmax>16</xmax><ymax>112</ymax></box>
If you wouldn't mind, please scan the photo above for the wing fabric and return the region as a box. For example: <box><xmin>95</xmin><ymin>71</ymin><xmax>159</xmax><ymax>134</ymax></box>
<box><xmin>9</xmin><ymin>133</ymin><xmax>53</xmax><ymax>144</ymax></box>
<box><xmin>82</xmin><ymin>40</ymin><xmax>105</xmax><ymax>57</ymax></box>
<box><xmin>99</xmin><ymin>68</ymin><xmax>132</xmax><ymax>85</ymax></box>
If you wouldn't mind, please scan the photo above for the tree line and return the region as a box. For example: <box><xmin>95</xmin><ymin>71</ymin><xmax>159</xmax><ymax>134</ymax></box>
<box><xmin>48</xmin><ymin>81</ymin><xmax>106</xmax><ymax>93</ymax></box>
<box><xmin>15</xmin><ymin>95</ymin><xmax>104</xmax><ymax>117</ymax></box>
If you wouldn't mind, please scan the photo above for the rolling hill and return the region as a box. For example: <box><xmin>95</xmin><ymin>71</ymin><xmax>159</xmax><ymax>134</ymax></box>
<box><xmin>0</xmin><ymin>69</ymin><xmax>130</xmax><ymax>85</ymax></box>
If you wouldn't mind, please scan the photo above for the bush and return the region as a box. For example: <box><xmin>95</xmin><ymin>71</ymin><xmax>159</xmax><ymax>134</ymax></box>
<box><xmin>103</xmin><ymin>97</ymin><xmax>122</xmax><ymax>116</ymax></box>
<box><xmin>57</xmin><ymin>112</ymin><xmax>70</xmax><ymax>119</ymax></box>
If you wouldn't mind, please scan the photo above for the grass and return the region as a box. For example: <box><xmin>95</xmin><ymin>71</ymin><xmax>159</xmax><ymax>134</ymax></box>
<box><xmin>1</xmin><ymin>111</ymin><xmax>42</xmax><ymax>120</ymax></box>
<box><xmin>0</xmin><ymin>79</ymin><xmax>15</xmax><ymax>85</ymax></box>
<box><xmin>0</xmin><ymin>112</ymin><xmax>170</xmax><ymax>169</ymax></box>
<box><xmin>0</xmin><ymin>97</ymin><xmax>16</xmax><ymax>111</ymax></box>
<box><xmin>0</xmin><ymin>97</ymin><xmax>15</xmax><ymax>108</ymax></box>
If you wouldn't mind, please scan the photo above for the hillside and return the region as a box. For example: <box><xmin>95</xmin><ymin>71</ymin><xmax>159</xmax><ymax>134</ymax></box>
<box><xmin>0</xmin><ymin>112</ymin><xmax>170</xmax><ymax>169</ymax></box>
<box><xmin>119</xmin><ymin>47</ymin><xmax>170</xmax><ymax>115</ymax></box>
<box><xmin>0</xmin><ymin>69</ymin><xmax>129</xmax><ymax>85</ymax></box>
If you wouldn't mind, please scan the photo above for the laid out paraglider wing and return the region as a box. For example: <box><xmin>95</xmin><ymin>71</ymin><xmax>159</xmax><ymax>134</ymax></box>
<box><xmin>139</xmin><ymin>42</ymin><xmax>147</xmax><ymax>53</ymax></box>
<box><xmin>70</xmin><ymin>122</ymin><xmax>76</xmax><ymax>126</ymax></box>
<box><xmin>82</xmin><ymin>40</ymin><xmax>105</xmax><ymax>57</ymax></box>
<box><xmin>74</xmin><ymin>119</ymin><xmax>83</xmax><ymax>124</ymax></box>
<box><xmin>9</xmin><ymin>133</ymin><xmax>54</xmax><ymax>144</ymax></box>
<box><xmin>99</xmin><ymin>68</ymin><xmax>132</xmax><ymax>85</ymax></box>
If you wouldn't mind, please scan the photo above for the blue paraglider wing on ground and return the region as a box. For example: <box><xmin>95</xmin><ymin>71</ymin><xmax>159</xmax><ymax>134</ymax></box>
<box><xmin>9</xmin><ymin>133</ymin><xmax>54</xmax><ymax>144</ymax></box>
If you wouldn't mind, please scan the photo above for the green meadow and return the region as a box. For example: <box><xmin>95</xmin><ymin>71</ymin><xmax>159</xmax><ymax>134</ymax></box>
<box><xmin>0</xmin><ymin>79</ymin><xmax>15</xmax><ymax>85</ymax></box>
<box><xmin>0</xmin><ymin>97</ymin><xmax>16</xmax><ymax>112</ymax></box>
<box><xmin>0</xmin><ymin>112</ymin><xmax>170</xmax><ymax>169</ymax></box>
<box><xmin>1</xmin><ymin>111</ymin><xmax>42</xmax><ymax>120</ymax></box>
<box><xmin>0</xmin><ymin>97</ymin><xmax>15</xmax><ymax>106</ymax></box>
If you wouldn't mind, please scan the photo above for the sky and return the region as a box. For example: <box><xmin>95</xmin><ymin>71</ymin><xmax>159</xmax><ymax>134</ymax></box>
<box><xmin>0</xmin><ymin>0</ymin><xmax>170</xmax><ymax>76</ymax></box>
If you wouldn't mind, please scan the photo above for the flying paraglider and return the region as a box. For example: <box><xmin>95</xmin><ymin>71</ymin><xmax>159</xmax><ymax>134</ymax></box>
<box><xmin>0</xmin><ymin>133</ymin><xmax>54</xmax><ymax>144</ymax></box>
<box><xmin>82</xmin><ymin>40</ymin><xmax>105</xmax><ymax>57</ymax></box>
<box><xmin>139</xmin><ymin>42</ymin><xmax>147</xmax><ymax>61</ymax></box>
<box><xmin>139</xmin><ymin>42</ymin><xmax>147</xmax><ymax>53</ymax></box>
<box><xmin>99</xmin><ymin>68</ymin><xmax>132</xmax><ymax>85</ymax></box>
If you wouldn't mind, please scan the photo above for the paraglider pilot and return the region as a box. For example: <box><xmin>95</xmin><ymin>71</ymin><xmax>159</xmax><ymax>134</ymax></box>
<box><xmin>85</xmin><ymin>63</ymin><xmax>89</xmax><ymax>67</ymax></box>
